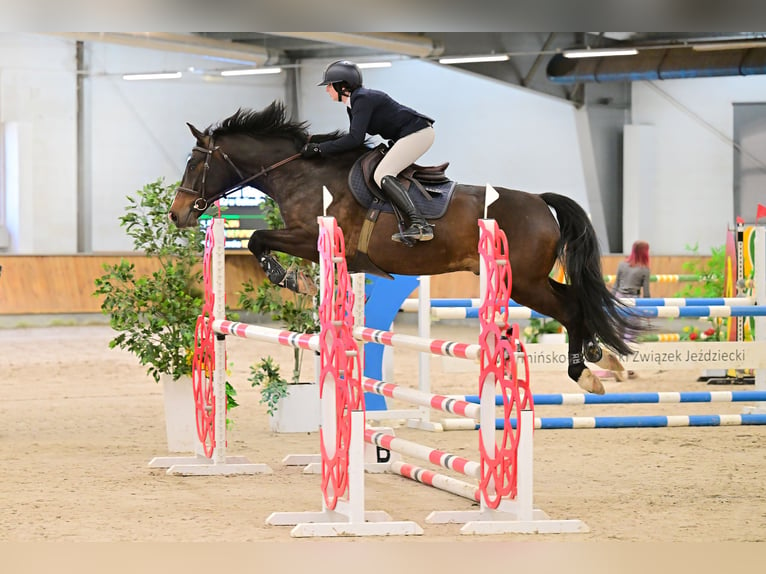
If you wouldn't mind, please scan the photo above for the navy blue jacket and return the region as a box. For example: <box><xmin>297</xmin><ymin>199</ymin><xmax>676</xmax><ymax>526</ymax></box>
<box><xmin>318</xmin><ymin>87</ymin><xmax>434</xmax><ymax>155</ymax></box>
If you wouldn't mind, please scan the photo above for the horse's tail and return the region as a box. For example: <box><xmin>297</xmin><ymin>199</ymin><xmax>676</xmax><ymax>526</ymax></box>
<box><xmin>539</xmin><ymin>192</ymin><xmax>644</xmax><ymax>356</ymax></box>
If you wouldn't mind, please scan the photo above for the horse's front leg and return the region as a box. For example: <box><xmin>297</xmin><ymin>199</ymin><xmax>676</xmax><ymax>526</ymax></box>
<box><xmin>248</xmin><ymin>228</ymin><xmax>319</xmax><ymax>295</ymax></box>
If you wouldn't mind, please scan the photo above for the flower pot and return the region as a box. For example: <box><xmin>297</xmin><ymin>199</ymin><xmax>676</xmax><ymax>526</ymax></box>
<box><xmin>161</xmin><ymin>374</ymin><xmax>197</xmax><ymax>452</ymax></box>
<box><xmin>539</xmin><ymin>333</ymin><xmax>567</xmax><ymax>344</ymax></box>
<box><xmin>268</xmin><ymin>382</ymin><xmax>320</xmax><ymax>433</ymax></box>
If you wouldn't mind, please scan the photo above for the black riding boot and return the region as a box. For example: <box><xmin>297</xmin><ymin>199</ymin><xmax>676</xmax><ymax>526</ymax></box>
<box><xmin>380</xmin><ymin>175</ymin><xmax>434</xmax><ymax>243</ymax></box>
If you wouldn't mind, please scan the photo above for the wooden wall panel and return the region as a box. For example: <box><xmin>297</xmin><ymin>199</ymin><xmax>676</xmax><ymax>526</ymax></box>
<box><xmin>0</xmin><ymin>253</ymin><xmax>711</xmax><ymax>315</ymax></box>
<box><xmin>0</xmin><ymin>255</ymin><xmax>162</xmax><ymax>315</ymax></box>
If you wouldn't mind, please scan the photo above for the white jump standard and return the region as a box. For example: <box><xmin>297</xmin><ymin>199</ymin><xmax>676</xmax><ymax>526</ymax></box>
<box><xmin>148</xmin><ymin>218</ymin><xmax>272</xmax><ymax>475</ymax></box>
<box><xmin>265</xmin><ymin>214</ymin><xmax>423</xmax><ymax>537</ymax></box>
<box><xmin>357</xmin><ymin>207</ymin><xmax>588</xmax><ymax>534</ymax></box>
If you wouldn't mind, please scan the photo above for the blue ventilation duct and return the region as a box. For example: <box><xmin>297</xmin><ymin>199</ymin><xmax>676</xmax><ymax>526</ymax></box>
<box><xmin>547</xmin><ymin>47</ymin><xmax>766</xmax><ymax>84</ymax></box>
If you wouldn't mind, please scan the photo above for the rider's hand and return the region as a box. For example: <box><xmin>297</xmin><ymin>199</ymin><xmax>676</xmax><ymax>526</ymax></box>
<box><xmin>300</xmin><ymin>143</ymin><xmax>321</xmax><ymax>159</ymax></box>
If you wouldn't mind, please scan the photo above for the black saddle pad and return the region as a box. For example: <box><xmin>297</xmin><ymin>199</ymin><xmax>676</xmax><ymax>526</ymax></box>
<box><xmin>348</xmin><ymin>155</ymin><xmax>457</xmax><ymax>220</ymax></box>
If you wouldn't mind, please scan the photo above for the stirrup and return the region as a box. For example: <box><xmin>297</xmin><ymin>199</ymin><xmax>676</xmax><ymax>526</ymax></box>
<box><xmin>392</xmin><ymin>223</ymin><xmax>434</xmax><ymax>244</ymax></box>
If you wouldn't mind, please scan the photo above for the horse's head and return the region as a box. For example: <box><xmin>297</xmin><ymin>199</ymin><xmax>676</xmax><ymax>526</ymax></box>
<box><xmin>169</xmin><ymin>103</ymin><xmax>312</xmax><ymax>228</ymax></box>
<box><xmin>169</xmin><ymin>123</ymin><xmax>239</xmax><ymax>228</ymax></box>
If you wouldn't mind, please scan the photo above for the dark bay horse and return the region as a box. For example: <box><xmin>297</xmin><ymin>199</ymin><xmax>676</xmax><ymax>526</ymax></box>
<box><xmin>169</xmin><ymin>101</ymin><xmax>644</xmax><ymax>394</ymax></box>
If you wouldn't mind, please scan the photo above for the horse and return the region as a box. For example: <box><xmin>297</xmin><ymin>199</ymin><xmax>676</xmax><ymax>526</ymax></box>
<box><xmin>169</xmin><ymin>101</ymin><xmax>644</xmax><ymax>394</ymax></box>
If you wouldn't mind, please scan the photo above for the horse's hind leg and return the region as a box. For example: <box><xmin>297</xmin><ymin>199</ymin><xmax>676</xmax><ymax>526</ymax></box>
<box><xmin>517</xmin><ymin>279</ymin><xmax>606</xmax><ymax>394</ymax></box>
<box><xmin>566</xmin><ymin>329</ymin><xmax>606</xmax><ymax>395</ymax></box>
<box><xmin>586</xmin><ymin>339</ymin><xmax>626</xmax><ymax>374</ymax></box>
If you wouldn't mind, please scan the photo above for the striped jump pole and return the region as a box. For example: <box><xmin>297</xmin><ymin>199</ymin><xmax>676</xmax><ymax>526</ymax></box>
<box><xmin>391</xmin><ymin>461</ymin><xmax>480</xmax><ymax>502</ymax></box>
<box><xmin>618</xmin><ymin>297</ymin><xmax>754</xmax><ymax>307</ymax></box>
<box><xmin>493</xmin><ymin>413</ymin><xmax>766</xmax><ymax>429</ymax></box>
<box><xmin>628</xmin><ymin>306</ymin><xmax>766</xmax><ymax>318</ymax></box>
<box><xmin>635</xmin><ymin>333</ymin><xmax>682</xmax><ymax>342</ymax></box>
<box><xmin>418</xmin><ymin>304</ymin><xmax>766</xmax><ymax>322</ymax></box>
<box><xmin>362</xmin><ymin>377</ymin><xmax>481</xmax><ymax>419</ymax></box>
<box><xmin>353</xmin><ymin>326</ymin><xmax>482</xmax><ymax>360</ymax></box>
<box><xmin>400</xmin><ymin>296</ymin><xmax>754</xmax><ymax>312</ymax></box>
<box><xmin>458</xmin><ymin>390</ymin><xmax>766</xmax><ymax>406</ymax></box>
<box><xmin>366</xmin><ymin>428</ymin><xmax>481</xmax><ymax>478</ymax></box>
<box><xmin>604</xmin><ymin>274</ymin><xmax>704</xmax><ymax>283</ymax></box>
<box><xmin>212</xmin><ymin>320</ymin><xmax>320</xmax><ymax>351</ymax></box>
<box><xmin>448</xmin><ymin>390</ymin><xmax>766</xmax><ymax>430</ymax></box>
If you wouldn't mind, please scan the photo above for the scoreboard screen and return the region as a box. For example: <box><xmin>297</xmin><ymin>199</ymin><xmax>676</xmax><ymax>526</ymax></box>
<box><xmin>199</xmin><ymin>186</ymin><xmax>269</xmax><ymax>250</ymax></box>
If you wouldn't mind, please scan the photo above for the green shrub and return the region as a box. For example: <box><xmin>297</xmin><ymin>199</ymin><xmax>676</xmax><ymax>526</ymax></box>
<box><xmin>93</xmin><ymin>178</ymin><xmax>204</xmax><ymax>382</ymax></box>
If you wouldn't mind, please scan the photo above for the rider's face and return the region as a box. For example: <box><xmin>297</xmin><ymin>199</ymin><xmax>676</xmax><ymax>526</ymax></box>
<box><xmin>325</xmin><ymin>83</ymin><xmax>339</xmax><ymax>101</ymax></box>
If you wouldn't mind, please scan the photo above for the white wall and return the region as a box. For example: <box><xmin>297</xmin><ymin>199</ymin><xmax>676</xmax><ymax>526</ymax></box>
<box><xmin>83</xmin><ymin>43</ymin><xmax>287</xmax><ymax>251</ymax></box>
<box><xmin>0</xmin><ymin>33</ymin><xmax>77</xmax><ymax>253</ymax></box>
<box><xmin>631</xmin><ymin>76</ymin><xmax>766</xmax><ymax>255</ymax></box>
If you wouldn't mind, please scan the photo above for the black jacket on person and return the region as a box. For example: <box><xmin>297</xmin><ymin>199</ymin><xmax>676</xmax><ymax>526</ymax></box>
<box><xmin>318</xmin><ymin>87</ymin><xmax>434</xmax><ymax>155</ymax></box>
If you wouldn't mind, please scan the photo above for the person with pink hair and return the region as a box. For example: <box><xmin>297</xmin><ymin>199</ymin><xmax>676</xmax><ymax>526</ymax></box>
<box><xmin>612</xmin><ymin>240</ymin><xmax>651</xmax><ymax>380</ymax></box>
<box><xmin>613</xmin><ymin>240</ymin><xmax>651</xmax><ymax>298</ymax></box>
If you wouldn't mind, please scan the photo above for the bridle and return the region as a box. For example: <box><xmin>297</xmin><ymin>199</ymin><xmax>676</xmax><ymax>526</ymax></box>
<box><xmin>175</xmin><ymin>136</ymin><xmax>300</xmax><ymax>212</ymax></box>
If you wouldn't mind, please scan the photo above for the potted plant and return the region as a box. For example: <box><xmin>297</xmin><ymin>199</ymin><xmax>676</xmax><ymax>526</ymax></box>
<box><xmin>93</xmin><ymin>177</ymin><xmax>211</xmax><ymax>451</ymax></box>
<box><xmin>238</xmin><ymin>197</ymin><xmax>321</xmax><ymax>432</ymax></box>
<box><xmin>674</xmin><ymin>243</ymin><xmax>726</xmax><ymax>299</ymax></box>
<box><xmin>523</xmin><ymin>318</ymin><xmax>567</xmax><ymax>344</ymax></box>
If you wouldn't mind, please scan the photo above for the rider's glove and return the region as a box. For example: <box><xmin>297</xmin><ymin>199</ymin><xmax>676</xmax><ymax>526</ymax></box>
<box><xmin>300</xmin><ymin>143</ymin><xmax>321</xmax><ymax>159</ymax></box>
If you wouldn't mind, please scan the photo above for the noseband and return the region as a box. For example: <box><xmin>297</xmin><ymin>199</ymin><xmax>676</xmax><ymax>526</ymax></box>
<box><xmin>176</xmin><ymin>136</ymin><xmax>300</xmax><ymax>212</ymax></box>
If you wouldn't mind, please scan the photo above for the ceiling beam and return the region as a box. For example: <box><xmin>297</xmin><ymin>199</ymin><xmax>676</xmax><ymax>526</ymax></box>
<box><xmin>49</xmin><ymin>32</ymin><xmax>279</xmax><ymax>66</ymax></box>
<box><xmin>266</xmin><ymin>32</ymin><xmax>444</xmax><ymax>58</ymax></box>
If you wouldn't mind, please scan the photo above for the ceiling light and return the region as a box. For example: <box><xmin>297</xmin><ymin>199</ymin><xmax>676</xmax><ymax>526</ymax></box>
<box><xmin>438</xmin><ymin>54</ymin><xmax>509</xmax><ymax>65</ymax></box>
<box><xmin>220</xmin><ymin>67</ymin><xmax>283</xmax><ymax>76</ymax></box>
<box><xmin>122</xmin><ymin>72</ymin><xmax>182</xmax><ymax>81</ymax></box>
<box><xmin>357</xmin><ymin>62</ymin><xmax>392</xmax><ymax>69</ymax></box>
<box><xmin>563</xmin><ymin>48</ymin><xmax>639</xmax><ymax>59</ymax></box>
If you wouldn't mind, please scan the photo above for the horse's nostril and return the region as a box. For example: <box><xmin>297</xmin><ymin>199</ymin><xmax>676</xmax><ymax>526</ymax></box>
<box><xmin>168</xmin><ymin>212</ymin><xmax>177</xmax><ymax>222</ymax></box>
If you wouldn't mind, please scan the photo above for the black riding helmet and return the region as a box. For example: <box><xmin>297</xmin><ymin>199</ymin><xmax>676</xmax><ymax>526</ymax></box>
<box><xmin>318</xmin><ymin>60</ymin><xmax>363</xmax><ymax>101</ymax></box>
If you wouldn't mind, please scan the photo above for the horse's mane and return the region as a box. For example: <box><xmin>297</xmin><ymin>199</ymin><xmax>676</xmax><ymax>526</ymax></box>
<box><xmin>209</xmin><ymin>101</ymin><xmax>344</xmax><ymax>146</ymax></box>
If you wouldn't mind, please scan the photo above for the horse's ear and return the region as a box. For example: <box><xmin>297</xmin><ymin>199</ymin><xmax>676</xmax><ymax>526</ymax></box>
<box><xmin>187</xmin><ymin>122</ymin><xmax>206</xmax><ymax>144</ymax></box>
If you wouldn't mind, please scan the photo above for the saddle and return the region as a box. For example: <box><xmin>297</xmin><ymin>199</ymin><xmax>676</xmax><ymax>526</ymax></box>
<box><xmin>348</xmin><ymin>144</ymin><xmax>456</xmax><ymax>219</ymax></box>
<box><xmin>347</xmin><ymin>145</ymin><xmax>458</xmax><ymax>277</ymax></box>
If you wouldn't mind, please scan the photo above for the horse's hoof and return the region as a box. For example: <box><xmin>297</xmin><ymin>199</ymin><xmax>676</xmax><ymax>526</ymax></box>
<box><xmin>613</xmin><ymin>370</ymin><xmax>628</xmax><ymax>382</ymax></box>
<box><xmin>297</xmin><ymin>273</ymin><xmax>318</xmax><ymax>297</ymax></box>
<box><xmin>594</xmin><ymin>348</ymin><xmax>624</xmax><ymax>372</ymax></box>
<box><xmin>280</xmin><ymin>263</ymin><xmax>318</xmax><ymax>296</ymax></box>
<box><xmin>283</xmin><ymin>270</ymin><xmax>318</xmax><ymax>296</ymax></box>
<box><xmin>576</xmin><ymin>369</ymin><xmax>605</xmax><ymax>395</ymax></box>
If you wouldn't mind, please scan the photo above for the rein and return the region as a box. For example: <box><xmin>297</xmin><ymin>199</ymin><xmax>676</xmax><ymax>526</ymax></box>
<box><xmin>176</xmin><ymin>138</ymin><xmax>301</xmax><ymax>212</ymax></box>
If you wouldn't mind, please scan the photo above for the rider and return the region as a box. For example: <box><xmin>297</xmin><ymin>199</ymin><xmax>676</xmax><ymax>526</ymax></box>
<box><xmin>300</xmin><ymin>60</ymin><xmax>436</xmax><ymax>244</ymax></box>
